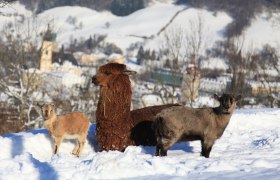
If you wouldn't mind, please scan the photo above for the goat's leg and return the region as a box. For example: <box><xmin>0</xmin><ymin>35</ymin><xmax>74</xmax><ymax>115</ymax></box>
<box><xmin>160</xmin><ymin>148</ymin><xmax>167</xmax><ymax>156</ymax></box>
<box><xmin>72</xmin><ymin>140</ymin><xmax>79</xmax><ymax>156</ymax></box>
<box><xmin>155</xmin><ymin>145</ymin><xmax>160</xmax><ymax>156</ymax></box>
<box><xmin>54</xmin><ymin>136</ymin><xmax>62</xmax><ymax>155</ymax></box>
<box><xmin>72</xmin><ymin>134</ymin><xmax>86</xmax><ymax>155</ymax></box>
<box><xmin>159</xmin><ymin>138</ymin><xmax>178</xmax><ymax>156</ymax></box>
<box><xmin>201</xmin><ymin>139</ymin><xmax>215</xmax><ymax>158</ymax></box>
<box><xmin>155</xmin><ymin>144</ymin><xmax>167</xmax><ymax>156</ymax></box>
<box><xmin>74</xmin><ymin>134</ymin><xmax>86</xmax><ymax>157</ymax></box>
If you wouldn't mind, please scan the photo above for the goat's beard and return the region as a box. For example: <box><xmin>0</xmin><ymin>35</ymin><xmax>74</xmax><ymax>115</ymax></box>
<box><xmin>221</xmin><ymin>107</ymin><xmax>231</xmax><ymax>114</ymax></box>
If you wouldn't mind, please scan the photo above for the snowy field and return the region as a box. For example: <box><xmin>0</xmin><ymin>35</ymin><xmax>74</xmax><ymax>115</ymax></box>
<box><xmin>0</xmin><ymin>108</ymin><xmax>280</xmax><ymax>180</ymax></box>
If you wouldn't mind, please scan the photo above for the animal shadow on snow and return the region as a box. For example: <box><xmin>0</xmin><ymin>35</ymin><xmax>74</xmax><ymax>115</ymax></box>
<box><xmin>3</xmin><ymin>130</ymin><xmax>58</xmax><ymax>180</ymax></box>
<box><xmin>82</xmin><ymin>123</ymin><xmax>194</xmax><ymax>155</ymax></box>
<box><xmin>142</xmin><ymin>142</ymin><xmax>194</xmax><ymax>156</ymax></box>
<box><xmin>27</xmin><ymin>129</ymin><xmax>82</xmax><ymax>155</ymax></box>
<box><xmin>29</xmin><ymin>153</ymin><xmax>58</xmax><ymax>180</ymax></box>
<box><xmin>12</xmin><ymin>135</ymin><xmax>24</xmax><ymax>158</ymax></box>
<box><xmin>85</xmin><ymin>124</ymin><xmax>194</xmax><ymax>154</ymax></box>
<box><xmin>3</xmin><ymin>129</ymin><xmax>49</xmax><ymax>158</ymax></box>
<box><xmin>252</xmin><ymin>137</ymin><xmax>271</xmax><ymax>148</ymax></box>
<box><xmin>87</xmin><ymin>124</ymin><xmax>98</xmax><ymax>152</ymax></box>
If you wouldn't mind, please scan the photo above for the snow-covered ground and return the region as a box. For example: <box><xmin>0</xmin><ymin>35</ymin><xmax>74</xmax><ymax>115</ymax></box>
<box><xmin>0</xmin><ymin>108</ymin><xmax>280</xmax><ymax>179</ymax></box>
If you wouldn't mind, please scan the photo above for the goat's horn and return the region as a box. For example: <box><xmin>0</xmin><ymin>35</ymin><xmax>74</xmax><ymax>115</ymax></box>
<box><xmin>124</xmin><ymin>69</ymin><xmax>137</xmax><ymax>75</ymax></box>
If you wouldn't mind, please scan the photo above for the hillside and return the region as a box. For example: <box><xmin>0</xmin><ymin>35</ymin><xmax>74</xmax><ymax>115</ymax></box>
<box><xmin>0</xmin><ymin>1</ymin><xmax>280</xmax><ymax>56</ymax></box>
<box><xmin>0</xmin><ymin>108</ymin><xmax>280</xmax><ymax>179</ymax></box>
<box><xmin>1</xmin><ymin>1</ymin><xmax>280</xmax><ymax>53</ymax></box>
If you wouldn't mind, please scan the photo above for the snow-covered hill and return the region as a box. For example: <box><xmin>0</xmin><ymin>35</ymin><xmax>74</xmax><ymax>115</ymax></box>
<box><xmin>38</xmin><ymin>3</ymin><xmax>232</xmax><ymax>51</ymax></box>
<box><xmin>1</xmin><ymin>1</ymin><xmax>280</xmax><ymax>54</ymax></box>
<box><xmin>0</xmin><ymin>108</ymin><xmax>280</xmax><ymax>179</ymax></box>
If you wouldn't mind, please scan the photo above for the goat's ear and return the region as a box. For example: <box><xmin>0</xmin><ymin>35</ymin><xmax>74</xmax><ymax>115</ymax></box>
<box><xmin>213</xmin><ymin>94</ymin><xmax>219</xmax><ymax>101</ymax></box>
<box><xmin>123</xmin><ymin>69</ymin><xmax>137</xmax><ymax>76</ymax></box>
<box><xmin>235</xmin><ymin>95</ymin><xmax>242</xmax><ymax>101</ymax></box>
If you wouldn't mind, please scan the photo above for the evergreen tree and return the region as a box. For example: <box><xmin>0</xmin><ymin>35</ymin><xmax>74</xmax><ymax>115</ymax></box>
<box><xmin>86</xmin><ymin>35</ymin><xmax>93</xmax><ymax>50</ymax></box>
<box><xmin>136</xmin><ymin>46</ymin><xmax>145</xmax><ymax>64</ymax></box>
<box><xmin>60</xmin><ymin>44</ymin><xmax>65</xmax><ymax>54</ymax></box>
<box><xmin>110</xmin><ymin>0</ymin><xmax>145</xmax><ymax>16</ymax></box>
<box><xmin>164</xmin><ymin>59</ymin><xmax>171</xmax><ymax>68</ymax></box>
<box><xmin>144</xmin><ymin>49</ymin><xmax>151</xmax><ymax>60</ymax></box>
<box><xmin>151</xmin><ymin>50</ymin><xmax>156</xmax><ymax>60</ymax></box>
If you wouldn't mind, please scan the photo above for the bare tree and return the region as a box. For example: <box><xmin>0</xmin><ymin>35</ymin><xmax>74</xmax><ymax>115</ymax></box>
<box><xmin>157</xmin><ymin>14</ymin><xmax>209</xmax><ymax>106</ymax></box>
<box><xmin>0</xmin><ymin>65</ymin><xmax>42</xmax><ymax>129</ymax></box>
<box><xmin>251</xmin><ymin>44</ymin><xmax>280</xmax><ymax>107</ymax></box>
<box><xmin>182</xmin><ymin>15</ymin><xmax>208</xmax><ymax>106</ymax></box>
<box><xmin>161</xmin><ymin>25</ymin><xmax>185</xmax><ymax>69</ymax></box>
<box><xmin>0</xmin><ymin>17</ymin><xmax>45</xmax><ymax>131</ymax></box>
<box><xmin>221</xmin><ymin>34</ymin><xmax>247</xmax><ymax>94</ymax></box>
<box><xmin>185</xmin><ymin>14</ymin><xmax>206</xmax><ymax>65</ymax></box>
<box><xmin>160</xmin><ymin>14</ymin><xmax>209</xmax><ymax>67</ymax></box>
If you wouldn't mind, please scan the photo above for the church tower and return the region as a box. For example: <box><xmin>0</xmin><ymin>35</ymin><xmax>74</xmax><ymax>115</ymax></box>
<box><xmin>40</xmin><ymin>41</ymin><xmax>53</xmax><ymax>72</ymax></box>
<box><xmin>40</xmin><ymin>24</ymin><xmax>56</xmax><ymax>72</ymax></box>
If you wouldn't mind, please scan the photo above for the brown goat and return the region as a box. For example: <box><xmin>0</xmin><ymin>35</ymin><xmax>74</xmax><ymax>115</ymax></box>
<box><xmin>92</xmin><ymin>63</ymin><xmax>179</xmax><ymax>152</ymax></box>
<box><xmin>154</xmin><ymin>93</ymin><xmax>241</xmax><ymax>158</ymax></box>
<box><xmin>40</xmin><ymin>104</ymin><xmax>90</xmax><ymax>157</ymax></box>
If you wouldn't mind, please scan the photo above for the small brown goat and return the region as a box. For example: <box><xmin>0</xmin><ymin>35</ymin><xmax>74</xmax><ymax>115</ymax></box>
<box><xmin>154</xmin><ymin>93</ymin><xmax>241</xmax><ymax>158</ymax></box>
<box><xmin>40</xmin><ymin>104</ymin><xmax>90</xmax><ymax>157</ymax></box>
<box><xmin>92</xmin><ymin>63</ymin><xmax>179</xmax><ymax>152</ymax></box>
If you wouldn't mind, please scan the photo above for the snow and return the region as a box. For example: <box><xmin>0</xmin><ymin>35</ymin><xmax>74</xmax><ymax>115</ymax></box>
<box><xmin>0</xmin><ymin>2</ymin><xmax>32</xmax><ymax>19</ymax></box>
<box><xmin>1</xmin><ymin>108</ymin><xmax>280</xmax><ymax>179</ymax></box>
<box><xmin>61</xmin><ymin>73</ymin><xmax>85</xmax><ymax>88</ymax></box>
<box><xmin>1</xmin><ymin>1</ymin><xmax>280</xmax><ymax>57</ymax></box>
<box><xmin>244</xmin><ymin>13</ymin><xmax>280</xmax><ymax>50</ymax></box>
<box><xmin>0</xmin><ymin>3</ymin><xmax>280</xmax><ymax>178</ymax></box>
<box><xmin>50</xmin><ymin>61</ymin><xmax>86</xmax><ymax>87</ymax></box>
<box><xmin>141</xmin><ymin>94</ymin><xmax>163</xmax><ymax>106</ymax></box>
<box><xmin>0</xmin><ymin>2</ymin><xmax>232</xmax><ymax>52</ymax></box>
<box><xmin>200</xmin><ymin>57</ymin><xmax>229</xmax><ymax>70</ymax></box>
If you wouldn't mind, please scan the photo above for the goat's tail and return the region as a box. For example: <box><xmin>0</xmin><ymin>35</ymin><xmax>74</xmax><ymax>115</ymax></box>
<box><xmin>154</xmin><ymin>116</ymin><xmax>169</xmax><ymax>140</ymax></box>
<box><xmin>154</xmin><ymin>116</ymin><xmax>175</xmax><ymax>144</ymax></box>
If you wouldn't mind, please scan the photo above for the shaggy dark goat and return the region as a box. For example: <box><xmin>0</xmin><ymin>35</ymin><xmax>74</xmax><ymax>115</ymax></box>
<box><xmin>154</xmin><ymin>93</ymin><xmax>241</xmax><ymax>158</ymax></box>
<box><xmin>92</xmin><ymin>63</ymin><xmax>179</xmax><ymax>152</ymax></box>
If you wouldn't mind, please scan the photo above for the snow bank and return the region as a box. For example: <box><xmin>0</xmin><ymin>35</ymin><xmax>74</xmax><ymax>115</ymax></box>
<box><xmin>0</xmin><ymin>109</ymin><xmax>280</xmax><ymax>179</ymax></box>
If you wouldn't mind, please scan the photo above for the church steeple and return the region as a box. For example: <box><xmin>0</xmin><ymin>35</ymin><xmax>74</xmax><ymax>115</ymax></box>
<box><xmin>40</xmin><ymin>24</ymin><xmax>56</xmax><ymax>72</ymax></box>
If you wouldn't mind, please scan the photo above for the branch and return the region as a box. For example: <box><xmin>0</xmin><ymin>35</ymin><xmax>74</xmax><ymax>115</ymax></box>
<box><xmin>0</xmin><ymin>79</ymin><xmax>23</xmax><ymax>103</ymax></box>
<box><xmin>157</xmin><ymin>7</ymin><xmax>189</xmax><ymax>36</ymax></box>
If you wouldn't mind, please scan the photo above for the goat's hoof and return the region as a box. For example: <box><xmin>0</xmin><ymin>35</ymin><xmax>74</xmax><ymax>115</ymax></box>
<box><xmin>72</xmin><ymin>152</ymin><xmax>80</xmax><ymax>157</ymax></box>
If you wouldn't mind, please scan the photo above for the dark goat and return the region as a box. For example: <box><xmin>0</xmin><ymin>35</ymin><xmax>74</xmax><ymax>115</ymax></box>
<box><xmin>154</xmin><ymin>93</ymin><xmax>241</xmax><ymax>158</ymax></box>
